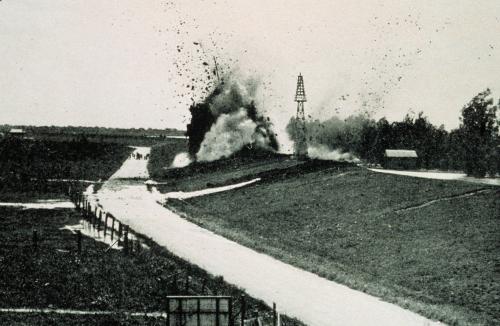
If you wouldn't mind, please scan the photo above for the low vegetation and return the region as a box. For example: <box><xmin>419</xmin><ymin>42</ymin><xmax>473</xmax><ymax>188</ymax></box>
<box><xmin>0</xmin><ymin>200</ymin><xmax>303</xmax><ymax>325</ymax></box>
<box><xmin>0</xmin><ymin>138</ymin><xmax>132</xmax><ymax>200</ymax></box>
<box><xmin>167</xmin><ymin>166</ymin><xmax>499</xmax><ymax>325</ymax></box>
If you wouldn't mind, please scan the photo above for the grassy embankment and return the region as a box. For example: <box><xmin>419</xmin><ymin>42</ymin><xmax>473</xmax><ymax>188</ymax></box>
<box><xmin>0</xmin><ymin>205</ymin><xmax>303</xmax><ymax>325</ymax></box>
<box><xmin>147</xmin><ymin>138</ymin><xmax>188</xmax><ymax>180</ymax></box>
<box><xmin>0</xmin><ymin>138</ymin><xmax>132</xmax><ymax>201</ymax></box>
<box><xmin>148</xmin><ymin>142</ymin><xmax>308</xmax><ymax>192</ymax></box>
<box><xmin>164</xmin><ymin>162</ymin><xmax>499</xmax><ymax>326</ymax></box>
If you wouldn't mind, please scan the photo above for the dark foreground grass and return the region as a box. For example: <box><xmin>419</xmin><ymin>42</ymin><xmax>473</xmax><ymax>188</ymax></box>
<box><xmin>168</xmin><ymin>167</ymin><xmax>499</xmax><ymax>325</ymax></box>
<box><xmin>0</xmin><ymin>202</ymin><xmax>303</xmax><ymax>325</ymax></box>
<box><xmin>0</xmin><ymin>313</ymin><xmax>163</xmax><ymax>326</ymax></box>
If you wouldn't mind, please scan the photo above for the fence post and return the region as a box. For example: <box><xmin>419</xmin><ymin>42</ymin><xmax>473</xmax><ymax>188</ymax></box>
<box><xmin>33</xmin><ymin>230</ymin><xmax>38</xmax><ymax>251</ymax></box>
<box><xmin>97</xmin><ymin>210</ymin><xmax>102</xmax><ymax>232</ymax></box>
<box><xmin>77</xmin><ymin>230</ymin><xmax>82</xmax><ymax>253</ymax></box>
<box><xmin>111</xmin><ymin>216</ymin><xmax>115</xmax><ymax>241</ymax></box>
<box><xmin>273</xmin><ymin>302</ymin><xmax>277</xmax><ymax>326</ymax></box>
<box><xmin>240</xmin><ymin>295</ymin><xmax>246</xmax><ymax>326</ymax></box>
<box><xmin>123</xmin><ymin>225</ymin><xmax>129</xmax><ymax>255</ymax></box>
<box><xmin>118</xmin><ymin>222</ymin><xmax>122</xmax><ymax>245</ymax></box>
<box><xmin>104</xmin><ymin>213</ymin><xmax>108</xmax><ymax>236</ymax></box>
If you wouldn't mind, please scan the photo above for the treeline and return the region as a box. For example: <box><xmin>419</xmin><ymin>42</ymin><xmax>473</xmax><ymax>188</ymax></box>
<box><xmin>0</xmin><ymin>125</ymin><xmax>185</xmax><ymax>137</ymax></box>
<box><xmin>288</xmin><ymin>89</ymin><xmax>499</xmax><ymax>177</ymax></box>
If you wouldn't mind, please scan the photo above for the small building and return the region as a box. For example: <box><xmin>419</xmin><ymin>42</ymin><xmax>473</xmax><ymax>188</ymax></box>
<box><xmin>383</xmin><ymin>149</ymin><xmax>418</xmax><ymax>170</ymax></box>
<box><xmin>8</xmin><ymin>128</ymin><xmax>26</xmax><ymax>138</ymax></box>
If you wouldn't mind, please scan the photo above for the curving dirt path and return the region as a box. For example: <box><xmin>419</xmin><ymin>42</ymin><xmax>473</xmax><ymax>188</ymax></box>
<box><xmin>92</xmin><ymin>147</ymin><xmax>442</xmax><ymax>326</ymax></box>
<box><xmin>369</xmin><ymin>168</ymin><xmax>500</xmax><ymax>186</ymax></box>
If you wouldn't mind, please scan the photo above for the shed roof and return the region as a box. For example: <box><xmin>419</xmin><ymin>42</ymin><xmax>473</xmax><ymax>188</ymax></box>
<box><xmin>385</xmin><ymin>149</ymin><xmax>418</xmax><ymax>158</ymax></box>
<box><xmin>9</xmin><ymin>128</ymin><xmax>25</xmax><ymax>134</ymax></box>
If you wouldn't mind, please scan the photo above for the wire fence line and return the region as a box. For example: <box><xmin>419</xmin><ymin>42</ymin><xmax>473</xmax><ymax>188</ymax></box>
<box><xmin>8</xmin><ymin>185</ymin><xmax>291</xmax><ymax>326</ymax></box>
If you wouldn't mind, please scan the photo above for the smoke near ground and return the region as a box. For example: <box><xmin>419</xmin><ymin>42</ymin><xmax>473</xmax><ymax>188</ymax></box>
<box><xmin>308</xmin><ymin>145</ymin><xmax>360</xmax><ymax>162</ymax></box>
<box><xmin>171</xmin><ymin>152</ymin><xmax>192</xmax><ymax>168</ymax></box>
<box><xmin>187</xmin><ymin>73</ymin><xmax>279</xmax><ymax>162</ymax></box>
<box><xmin>197</xmin><ymin>108</ymin><xmax>256</xmax><ymax>162</ymax></box>
<box><xmin>287</xmin><ymin>114</ymin><xmax>371</xmax><ymax>161</ymax></box>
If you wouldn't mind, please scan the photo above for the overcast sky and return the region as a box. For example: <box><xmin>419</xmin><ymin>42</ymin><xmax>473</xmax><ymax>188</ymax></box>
<box><xmin>1</xmin><ymin>0</ymin><xmax>499</xmax><ymax>135</ymax></box>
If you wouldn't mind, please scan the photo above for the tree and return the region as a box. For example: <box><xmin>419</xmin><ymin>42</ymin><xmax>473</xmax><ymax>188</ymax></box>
<box><xmin>460</xmin><ymin>89</ymin><xmax>499</xmax><ymax>177</ymax></box>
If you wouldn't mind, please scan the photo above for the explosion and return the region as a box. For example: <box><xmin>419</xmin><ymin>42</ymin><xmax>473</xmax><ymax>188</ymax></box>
<box><xmin>186</xmin><ymin>73</ymin><xmax>279</xmax><ymax>162</ymax></box>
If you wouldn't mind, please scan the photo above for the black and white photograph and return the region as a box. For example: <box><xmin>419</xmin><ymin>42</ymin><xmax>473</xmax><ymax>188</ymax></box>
<box><xmin>0</xmin><ymin>1</ymin><xmax>499</xmax><ymax>325</ymax></box>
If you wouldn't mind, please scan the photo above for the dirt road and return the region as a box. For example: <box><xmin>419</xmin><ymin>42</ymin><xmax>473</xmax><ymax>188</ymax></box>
<box><xmin>93</xmin><ymin>147</ymin><xmax>441</xmax><ymax>326</ymax></box>
<box><xmin>369</xmin><ymin>168</ymin><xmax>500</xmax><ymax>186</ymax></box>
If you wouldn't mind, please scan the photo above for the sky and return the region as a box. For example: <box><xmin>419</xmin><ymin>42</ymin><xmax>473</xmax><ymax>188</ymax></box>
<box><xmin>1</xmin><ymin>0</ymin><xmax>499</xmax><ymax>140</ymax></box>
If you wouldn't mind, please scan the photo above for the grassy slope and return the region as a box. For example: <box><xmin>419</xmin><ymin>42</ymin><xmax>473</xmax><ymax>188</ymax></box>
<box><xmin>168</xmin><ymin>167</ymin><xmax>499</xmax><ymax>325</ymax></box>
<box><xmin>147</xmin><ymin>139</ymin><xmax>188</xmax><ymax>180</ymax></box>
<box><xmin>0</xmin><ymin>204</ymin><xmax>303</xmax><ymax>325</ymax></box>
<box><xmin>158</xmin><ymin>156</ymin><xmax>303</xmax><ymax>192</ymax></box>
<box><xmin>147</xmin><ymin>140</ymin><xmax>306</xmax><ymax>191</ymax></box>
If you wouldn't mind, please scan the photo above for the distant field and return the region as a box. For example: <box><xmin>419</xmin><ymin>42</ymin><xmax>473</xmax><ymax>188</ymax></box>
<box><xmin>168</xmin><ymin>166</ymin><xmax>499</xmax><ymax>325</ymax></box>
<box><xmin>0</xmin><ymin>138</ymin><xmax>132</xmax><ymax>200</ymax></box>
<box><xmin>0</xmin><ymin>125</ymin><xmax>186</xmax><ymax>147</ymax></box>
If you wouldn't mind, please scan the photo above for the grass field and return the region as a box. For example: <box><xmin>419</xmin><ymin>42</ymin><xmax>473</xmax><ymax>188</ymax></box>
<box><xmin>0</xmin><ymin>138</ymin><xmax>132</xmax><ymax>200</ymax></box>
<box><xmin>0</xmin><ymin>201</ymin><xmax>303</xmax><ymax>325</ymax></box>
<box><xmin>147</xmin><ymin>138</ymin><xmax>188</xmax><ymax>180</ymax></box>
<box><xmin>167</xmin><ymin>166</ymin><xmax>499</xmax><ymax>325</ymax></box>
<box><xmin>0</xmin><ymin>137</ymin><xmax>304</xmax><ymax>325</ymax></box>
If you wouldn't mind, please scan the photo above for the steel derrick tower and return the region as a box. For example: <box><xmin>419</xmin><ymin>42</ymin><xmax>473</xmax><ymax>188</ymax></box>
<box><xmin>294</xmin><ymin>73</ymin><xmax>308</xmax><ymax>158</ymax></box>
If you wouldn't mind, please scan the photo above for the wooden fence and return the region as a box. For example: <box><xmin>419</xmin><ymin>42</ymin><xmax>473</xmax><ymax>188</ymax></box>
<box><xmin>65</xmin><ymin>187</ymin><xmax>284</xmax><ymax>326</ymax></box>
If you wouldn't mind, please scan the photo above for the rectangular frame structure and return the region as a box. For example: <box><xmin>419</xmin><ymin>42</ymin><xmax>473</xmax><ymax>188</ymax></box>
<box><xmin>166</xmin><ymin>296</ymin><xmax>233</xmax><ymax>326</ymax></box>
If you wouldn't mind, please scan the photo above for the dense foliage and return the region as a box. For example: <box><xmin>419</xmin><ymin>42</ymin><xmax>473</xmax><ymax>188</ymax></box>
<box><xmin>287</xmin><ymin>89</ymin><xmax>499</xmax><ymax>176</ymax></box>
<box><xmin>460</xmin><ymin>89</ymin><xmax>499</xmax><ymax>177</ymax></box>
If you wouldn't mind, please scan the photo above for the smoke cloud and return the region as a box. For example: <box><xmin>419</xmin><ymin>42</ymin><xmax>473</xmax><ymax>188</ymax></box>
<box><xmin>308</xmin><ymin>144</ymin><xmax>360</xmax><ymax>162</ymax></box>
<box><xmin>171</xmin><ymin>152</ymin><xmax>192</xmax><ymax>168</ymax></box>
<box><xmin>197</xmin><ymin>108</ymin><xmax>256</xmax><ymax>161</ymax></box>
<box><xmin>287</xmin><ymin>113</ymin><xmax>373</xmax><ymax>161</ymax></box>
<box><xmin>188</xmin><ymin>73</ymin><xmax>279</xmax><ymax>162</ymax></box>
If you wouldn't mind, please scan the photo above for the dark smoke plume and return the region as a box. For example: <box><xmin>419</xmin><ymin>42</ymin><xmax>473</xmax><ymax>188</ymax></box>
<box><xmin>186</xmin><ymin>74</ymin><xmax>279</xmax><ymax>162</ymax></box>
